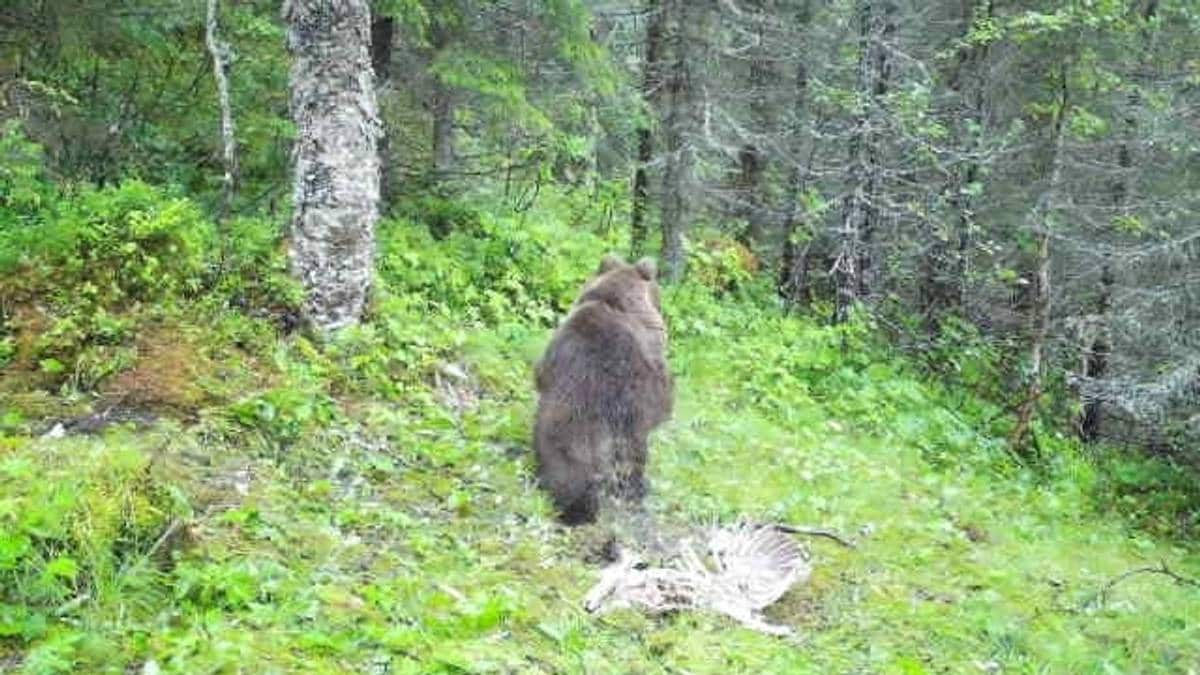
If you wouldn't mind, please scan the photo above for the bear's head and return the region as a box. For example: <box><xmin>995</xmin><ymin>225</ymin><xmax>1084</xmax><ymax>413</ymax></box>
<box><xmin>576</xmin><ymin>255</ymin><xmax>666</xmax><ymax>349</ymax></box>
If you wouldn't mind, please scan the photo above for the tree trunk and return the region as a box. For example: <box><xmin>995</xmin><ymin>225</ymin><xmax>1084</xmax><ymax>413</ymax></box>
<box><xmin>631</xmin><ymin>0</ymin><xmax>664</xmax><ymax>259</ymax></box>
<box><xmin>430</xmin><ymin>21</ymin><xmax>455</xmax><ymax>188</ymax></box>
<box><xmin>371</xmin><ymin>11</ymin><xmax>395</xmax><ymax>210</ymax></box>
<box><xmin>1078</xmin><ymin>260</ymin><xmax>1112</xmax><ymax>441</ymax></box>
<box><xmin>205</xmin><ymin>0</ymin><xmax>238</xmax><ymax>221</ymax></box>
<box><xmin>740</xmin><ymin>0</ymin><xmax>773</xmax><ymax>249</ymax></box>
<box><xmin>835</xmin><ymin>0</ymin><xmax>892</xmax><ymax>323</ymax></box>
<box><xmin>857</xmin><ymin>1</ymin><xmax>894</xmax><ymax>301</ymax></box>
<box><xmin>778</xmin><ymin>2</ymin><xmax>815</xmax><ymax>307</ymax></box>
<box><xmin>1078</xmin><ymin>0</ymin><xmax>1158</xmax><ymax>442</ymax></box>
<box><xmin>1011</xmin><ymin>64</ymin><xmax>1068</xmax><ymax>453</ymax></box>
<box><xmin>920</xmin><ymin>0</ymin><xmax>991</xmax><ymax>330</ymax></box>
<box><xmin>1077</xmin><ymin>105</ymin><xmax>1128</xmax><ymax>441</ymax></box>
<box><xmin>284</xmin><ymin>0</ymin><xmax>381</xmax><ymax>334</ymax></box>
<box><xmin>834</xmin><ymin>189</ymin><xmax>863</xmax><ymax>324</ymax></box>
<box><xmin>658</xmin><ymin>0</ymin><xmax>694</xmax><ymax>282</ymax></box>
<box><xmin>738</xmin><ymin>142</ymin><xmax>766</xmax><ymax>246</ymax></box>
<box><xmin>779</xmin><ymin>60</ymin><xmax>812</xmax><ymax>307</ymax></box>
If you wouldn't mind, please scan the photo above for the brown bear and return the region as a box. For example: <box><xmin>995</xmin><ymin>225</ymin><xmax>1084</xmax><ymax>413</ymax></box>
<box><xmin>533</xmin><ymin>255</ymin><xmax>674</xmax><ymax>525</ymax></box>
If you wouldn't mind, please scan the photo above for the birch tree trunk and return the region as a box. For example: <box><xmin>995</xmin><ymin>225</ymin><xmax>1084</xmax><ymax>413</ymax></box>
<box><xmin>283</xmin><ymin>0</ymin><xmax>381</xmax><ymax>333</ymax></box>
<box><xmin>1011</xmin><ymin>65</ymin><xmax>1068</xmax><ymax>454</ymax></box>
<box><xmin>205</xmin><ymin>0</ymin><xmax>238</xmax><ymax>221</ymax></box>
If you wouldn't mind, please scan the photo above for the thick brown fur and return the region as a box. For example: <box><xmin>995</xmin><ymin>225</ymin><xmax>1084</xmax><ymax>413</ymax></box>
<box><xmin>533</xmin><ymin>255</ymin><xmax>674</xmax><ymax>525</ymax></box>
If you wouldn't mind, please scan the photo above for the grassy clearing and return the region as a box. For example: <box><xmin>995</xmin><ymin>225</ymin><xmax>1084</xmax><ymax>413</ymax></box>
<box><xmin>2</xmin><ymin>303</ymin><xmax>1198</xmax><ymax>674</ymax></box>
<box><xmin>1</xmin><ymin>189</ymin><xmax>1197</xmax><ymax>673</ymax></box>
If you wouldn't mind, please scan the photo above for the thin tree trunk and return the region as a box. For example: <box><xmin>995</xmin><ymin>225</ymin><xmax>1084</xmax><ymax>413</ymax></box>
<box><xmin>205</xmin><ymin>0</ymin><xmax>238</xmax><ymax>221</ymax></box>
<box><xmin>1078</xmin><ymin>1</ymin><xmax>1158</xmax><ymax>442</ymax></box>
<box><xmin>920</xmin><ymin>0</ymin><xmax>991</xmax><ymax>330</ymax></box>
<box><xmin>430</xmin><ymin>22</ymin><xmax>455</xmax><ymax>188</ymax></box>
<box><xmin>834</xmin><ymin>186</ymin><xmax>863</xmax><ymax>324</ymax></box>
<box><xmin>1011</xmin><ymin>64</ymin><xmax>1068</xmax><ymax>453</ymax></box>
<box><xmin>779</xmin><ymin>115</ymin><xmax>812</xmax><ymax>306</ymax></box>
<box><xmin>740</xmin><ymin>0</ymin><xmax>772</xmax><ymax>248</ymax></box>
<box><xmin>1077</xmin><ymin>106</ymin><xmax>1128</xmax><ymax>441</ymax></box>
<box><xmin>955</xmin><ymin>0</ymin><xmax>992</xmax><ymax>311</ymax></box>
<box><xmin>858</xmin><ymin>1</ymin><xmax>894</xmax><ymax>301</ymax></box>
<box><xmin>659</xmin><ymin>0</ymin><xmax>693</xmax><ymax>282</ymax></box>
<box><xmin>1078</xmin><ymin>260</ymin><xmax>1112</xmax><ymax>441</ymax></box>
<box><xmin>631</xmin><ymin>0</ymin><xmax>664</xmax><ymax>259</ymax></box>
<box><xmin>835</xmin><ymin>0</ymin><xmax>892</xmax><ymax>323</ymax></box>
<box><xmin>738</xmin><ymin>142</ymin><xmax>766</xmax><ymax>245</ymax></box>
<box><xmin>778</xmin><ymin>2</ymin><xmax>815</xmax><ymax>306</ymax></box>
<box><xmin>371</xmin><ymin>11</ymin><xmax>395</xmax><ymax>210</ymax></box>
<box><xmin>284</xmin><ymin>0</ymin><xmax>381</xmax><ymax>333</ymax></box>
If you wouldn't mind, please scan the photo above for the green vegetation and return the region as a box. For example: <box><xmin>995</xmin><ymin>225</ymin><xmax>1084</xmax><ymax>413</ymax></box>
<box><xmin>2</xmin><ymin>172</ymin><xmax>1197</xmax><ymax>672</ymax></box>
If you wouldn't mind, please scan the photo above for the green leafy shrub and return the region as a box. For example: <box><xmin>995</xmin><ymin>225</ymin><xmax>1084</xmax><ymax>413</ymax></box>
<box><xmin>1</xmin><ymin>180</ymin><xmax>215</xmax><ymax>374</ymax></box>
<box><xmin>1090</xmin><ymin>448</ymin><xmax>1200</xmax><ymax>538</ymax></box>
<box><xmin>7</xmin><ymin>180</ymin><xmax>215</xmax><ymax>306</ymax></box>
<box><xmin>228</xmin><ymin>383</ymin><xmax>336</xmax><ymax>450</ymax></box>
<box><xmin>1</xmin><ymin>158</ymin><xmax>292</xmax><ymax>401</ymax></box>
<box><xmin>378</xmin><ymin>200</ymin><xmax>614</xmax><ymax>328</ymax></box>
<box><xmin>686</xmin><ymin>234</ymin><xmax>758</xmax><ymax>295</ymax></box>
<box><xmin>210</xmin><ymin>216</ymin><xmax>302</xmax><ymax>318</ymax></box>
<box><xmin>395</xmin><ymin>194</ymin><xmax>484</xmax><ymax>239</ymax></box>
<box><xmin>0</xmin><ymin>123</ymin><xmax>57</xmax><ymax>269</ymax></box>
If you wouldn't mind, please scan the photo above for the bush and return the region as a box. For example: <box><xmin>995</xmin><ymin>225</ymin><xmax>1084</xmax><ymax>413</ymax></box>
<box><xmin>2</xmin><ymin>179</ymin><xmax>214</xmax><ymax>305</ymax></box>
<box><xmin>0</xmin><ymin>181</ymin><xmax>217</xmax><ymax>389</ymax></box>
<box><xmin>377</xmin><ymin>200</ymin><xmax>615</xmax><ymax>328</ymax></box>
<box><xmin>210</xmin><ymin>216</ymin><xmax>302</xmax><ymax>319</ymax></box>
<box><xmin>686</xmin><ymin>234</ymin><xmax>758</xmax><ymax>295</ymax></box>
<box><xmin>0</xmin><ymin>122</ymin><xmax>57</xmax><ymax>270</ymax></box>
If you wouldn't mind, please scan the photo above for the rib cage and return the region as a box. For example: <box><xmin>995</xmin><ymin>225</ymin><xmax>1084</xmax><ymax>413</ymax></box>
<box><xmin>582</xmin><ymin>521</ymin><xmax>812</xmax><ymax>636</ymax></box>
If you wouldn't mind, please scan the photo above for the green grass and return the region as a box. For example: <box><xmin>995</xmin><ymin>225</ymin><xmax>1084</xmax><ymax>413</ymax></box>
<box><xmin>2</xmin><ymin>305</ymin><xmax>1198</xmax><ymax>674</ymax></box>
<box><xmin>1</xmin><ymin>184</ymin><xmax>1196</xmax><ymax>673</ymax></box>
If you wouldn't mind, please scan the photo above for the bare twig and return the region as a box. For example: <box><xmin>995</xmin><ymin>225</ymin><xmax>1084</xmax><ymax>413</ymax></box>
<box><xmin>54</xmin><ymin>593</ymin><xmax>92</xmax><ymax>616</ymax></box>
<box><xmin>1096</xmin><ymin>561</ymin><xmax>1200</xmax><ymax>607</ymax></box>
<box><xmin>773</xmin><ymin>524</ymin><xmax>857</xmax><ymax>549</ymax></box>
<box><xmin>145</xmin><ymin>518</ymin><xmax>185</xmax><ymax>560</ymax></box>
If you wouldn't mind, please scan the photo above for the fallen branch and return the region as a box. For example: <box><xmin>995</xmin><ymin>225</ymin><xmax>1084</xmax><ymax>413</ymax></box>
<box><xmin>1096</xmin><ymin>561</ymin><xmax>1200</xmax><ymax>607</ymax></box>
<box><xmin>145</xmin><ymin>518</ymin><xmax>185</xmax><ymax>560</ymax></box>
<box><xmin>773</xmin><ymin>524</ymin><xmax>857</xmax><ymax>549</ymax></box>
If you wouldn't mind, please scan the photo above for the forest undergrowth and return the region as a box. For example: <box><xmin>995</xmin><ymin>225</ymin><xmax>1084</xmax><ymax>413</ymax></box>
<box><xmin>1</xmin><ymin>182</ymin><xmax>1198</xmax><ymax>674</ymax></box>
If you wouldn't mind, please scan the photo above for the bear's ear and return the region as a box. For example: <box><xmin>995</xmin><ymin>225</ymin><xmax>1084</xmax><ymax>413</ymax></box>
<box><xmin>634</xmin><ymin>258</ymin><xmax>657</xmax><ymax>280</ymax></box>
<box><xmin>598</xmin><ymin>254</ymin><xmax>625</xmax><ymax>273</ymax></box>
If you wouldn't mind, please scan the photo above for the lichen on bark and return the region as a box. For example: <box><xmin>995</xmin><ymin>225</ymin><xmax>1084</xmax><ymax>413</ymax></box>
<box><xmin>283</xmin><ymin>0</ymin><xmax>381</xmax><ymax>333</ymax></box>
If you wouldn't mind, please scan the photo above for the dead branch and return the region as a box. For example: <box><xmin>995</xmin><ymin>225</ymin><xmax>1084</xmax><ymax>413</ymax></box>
<box><xmin>773</xmin><ymin>524</ymin><xmax>857</xmax><ymax>549</ymax></box>
<box><xmin>1096</xmin><ymin>561</ymin><xmax>1200</xmax><ymax>607</ymax></box>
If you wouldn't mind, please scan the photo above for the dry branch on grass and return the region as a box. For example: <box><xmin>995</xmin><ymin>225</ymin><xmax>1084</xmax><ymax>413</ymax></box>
<box><xmin>1094</xmin><ymin>561</ymin><xmax>1200</xmax><ymax>608</ymax></box>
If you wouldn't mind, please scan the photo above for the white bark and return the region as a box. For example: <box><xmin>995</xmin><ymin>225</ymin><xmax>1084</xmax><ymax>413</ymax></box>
<box><xmin>205</xmin><ymin>0</ymin><xmax>238</xmax><ymax>219</ymax></box>
<box><xmin>1012</xmin><ymin>67</ymin><xmax>1068</xmax><ymax>452</ymax></box>
<box><xmin>283</xmin><ymin>0</ymin><xmax>381</xmax><ymax>333</ymax></box>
